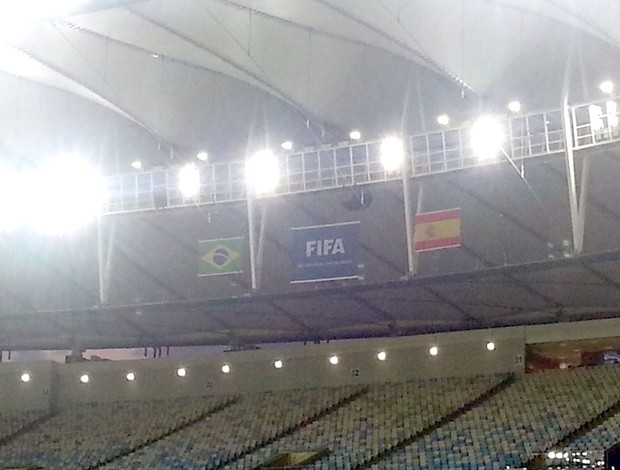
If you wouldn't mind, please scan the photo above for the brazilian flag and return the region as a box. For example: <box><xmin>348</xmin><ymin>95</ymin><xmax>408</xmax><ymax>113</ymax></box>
<box><xmin>198</xmin><ymin>237</ymin><xmax>244</xmax><ymax>276</ymax></box>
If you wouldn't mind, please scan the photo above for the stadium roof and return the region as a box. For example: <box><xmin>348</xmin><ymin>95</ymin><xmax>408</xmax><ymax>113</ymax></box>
<box><xmin>1</xmin><ymin>0</ymin><xmax>620</xmax><ymax>350</ymax></box>
<box><xmin>1</xmin><ymin>0</ymin><xmax>619</xmax><ymax>168</ymax></box>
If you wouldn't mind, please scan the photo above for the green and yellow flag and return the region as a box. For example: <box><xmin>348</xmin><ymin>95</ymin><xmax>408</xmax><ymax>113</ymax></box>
<box><xmin>198</xmin><ymin>237</ymin><xmax>244</xmax><ymax>276</ymax></box>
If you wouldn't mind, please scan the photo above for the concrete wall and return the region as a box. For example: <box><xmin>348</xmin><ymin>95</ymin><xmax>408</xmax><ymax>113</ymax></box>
<box><xmin>0</xmin><ymin>361</ymin><xmax>53</xmax><ymax>412</ymax></box>
<box><xmin>4</xmin><ymin>318</ymin><xmax>620</xmax><ymax>412</ymax></box>
<box><xmin>0</xmin><ymin>326</ymin><xmax>525</xmax><ymax>411</ymax></box>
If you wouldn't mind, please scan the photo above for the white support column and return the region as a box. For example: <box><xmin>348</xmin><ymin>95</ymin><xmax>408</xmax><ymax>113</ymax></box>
<box><xmin>97</xmin><ymin>217</ymin><xmax>107</xmax><ymax>305</ymax></box>
<box><xmin>562</xmin><ymin>98</ymin><xmax>581</xmax><ymax>255</ymax></box>
<box><xmin>402</xmin><ymin>159</ymin><xmax>415</xmax><ymax>277</ymax></box>
<box><xmin>247</xmin><ymin>192</ymin><xmax>258</xmax><ymax>292</ymax></box>
<box><xmin>256</xmin><ymin>202</ymin><xmax>268</xmax><ymax>291</ymax></box>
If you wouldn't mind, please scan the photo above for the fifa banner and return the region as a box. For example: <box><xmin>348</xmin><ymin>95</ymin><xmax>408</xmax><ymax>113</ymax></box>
<box><xmin>198</xmin><ymin>237</ymin><xmax>244</xmax><ymax>276</ymax></box>
<box><xmin>291</xmin><ymin>221</ymin><xmax>361</xmax><ymax>283</ymax></box>
<box><xmin>414</xmin><ymin>208</ymin><xmax>461</xmax><ymax>252</ymax></box>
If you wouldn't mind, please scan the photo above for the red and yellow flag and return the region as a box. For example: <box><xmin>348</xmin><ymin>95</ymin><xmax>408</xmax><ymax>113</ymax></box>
<box><xmin>414</xmin><ymin>208</ymin><xmax>461</xmax><ymax>252</ymax></box>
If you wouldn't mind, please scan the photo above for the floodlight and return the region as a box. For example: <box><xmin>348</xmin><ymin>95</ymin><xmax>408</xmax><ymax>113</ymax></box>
<box><xmin>329</xmin><ymin>355</ymin><xmax>339</xmax><ymax>365</ymax></box>
<box><xmin>0</xmin><ymin>0</ymin><xmax>88</xmax><ymax>34</ymax></box>
<box><xmin>280</xmin><ymin>141</ymin><xmax>293</xmax><ymax>151</ymax></box>
<box><xmin>196</xmin><ymin>151</ymin><xmax>209</xmax><ymax>162</ymax></box>
<box><xmin>176</xmin><ymin>367</ymin><xmax>187</xmax><ymax>378</ymax></box>
<box><xmin>486</xmin><ymin>341</ymin><xmax>496</xmax><ymax>351</ymax></box>
<box><xmin>178</xmin><ymin>163</ymin><xmax>200</xmax><ymax>198</ymax></box>
<box><xmin>221</xmin><ymin>364</ymin><xmax>231</xmax><ymax>374</ymax></box>
<box><xmin>30</xmin><ymin>156</ymin><xmax>104</xmax><ymax>235</ymax></box>
<box><xmin>245</xmin><ymin>150</ymin><xmax>280</xmax><ymax>195</ymax></box>
<box><xmin>429</xmin><ymin>346</ymin><xmax>439</xmax><ymax>356</ymax></box>
<box><xmin>589</xmin><ymin>105</ymin><xmax>604</xmax><ymax>131</ymax></box>
<box><xmin>79</xmin><ymin>374</ymin><xmax>90</xmax><ymax>384</ymax></box>
<box><xmin>470</xmin><ymin>116</ymin><xmax>504</xmax><ymax>161</ymax></box>
<box><xmin>376</xmin><ymin>350</ymin><xmax>387</xmax><ymax>361</ymax></box>
<box><xmin>380</xmin><ymin>136</ymin><xmax>405</xmax><ymax>172</ymax></box>
<box><xmin>126</xmin><ymin>372</ymin><xmax>136</xmax><ymax>381</ymax></box>
<box><xmin>0</xmin><ymin>171</ymin><xmax>28</xmax><ymax>232</ymax></box>
<box><xmin>548</xmin><ymin>451</ymin><xmax>556</xmax><ymax>459</ymax></box>
<box><xmin>20</xmin><ymin>372</ymin><xmax>31</xmax><ymax>383</ymax></box>
<box><xmin>274</xmin><ymin>359</ymin><xmax>283</xmax><ymax>369</ymax></box>
<box><xmin>600</xmin><ymin>80</ymin><xmax>614</xmax><ymax>94</ymax></box>
<box><xmin>607</xmin><ymin>101</ymin><xmax>619</xmax><ymax>127</ymax></box>
<box><xmin>349</xmin><ymin>130</ymin><xmax>361</xmax><ymax>140</ymax></box>
<box><xmin>508</xmin><ymin>100</ymin><xmax>521</xmax><ymax>113</ymax></box>
<box><xmin>130</xmin><ymin>160</ymin><xmax>142</xmax><ymax>170</ymax></box>
<box><xmin>436</xmin><ymin>114</ymin><xmax>450</xmax><ymax>126</ymax></box>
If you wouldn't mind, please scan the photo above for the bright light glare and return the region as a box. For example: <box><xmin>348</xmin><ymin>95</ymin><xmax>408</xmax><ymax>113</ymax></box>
<box><xmin>221</xmin><ymin>364</ymin><xmax>231</xmax><ymax>374</ymax></box>
<box><xmin>79</xmin><ymin>374</ymin><xmax>89</xmax><ymax>384</ymax></box>
<box><xmin>486</xmin><ymin>341</ymin><xmax>496</xmax><ymax>351</ymax></box>
<box><xmin>21</xmin><ymin>372</ymin><xmax>31</xmax><ymax>383</ymax></box>
<box><xmin>274</xmin><ymin>359</ymin><xmax>283</xmax><ymax>369</ymax></box>
<box><xmin>380</xmin><ymin>136</ymin><xmax>405</xmax><ymax>172</ymax></box>
<box><xmin>429</xmin><ymin>346</ymin><xmax>439</xmax><ymax>356</ymax></box>
<box><xmin>245</xmin><ymin>150</ymin><xmax>280</xmax><ymax>195</ymax></box>
<box><xmin>437</xmin><ymin>114</ymin><xmax>450</xmax><ymax>126</ymax></box>
<box><xmin>589</xmin><ymin>105</ymin><xmax>604</xmax><ymax>131</ymax></box>
<box><xmin>600</xmin><ymin>80</ymin><xmax>614</xmax><ymax>94</ymax></box>
<box><xmin>126</xmin><ymin>372</ymin><xmax>136</xmax><ymax>381</ymax></box>
<box><xmin>607</xmin><ymin>101</ymin><xmax>619</xmax><ymax>127</ymax></box>
<box><xmin>31</xmin><ymin>157</ymin><xmax>104</xmax><ymax>235</ymax></box>
<box><xmin>329</xmin><ymin>355</ymin><xmax>339</xmax><ymax>365</ymax></box>
<box><xmin>548</xmin><ymin>451</ymin><xmax>556</xmax><ymax>459</ymax></box>
<box><xmin>196</xmin><ymin>151</ymin><xmax>209</xmax><ymax>162</ymax></box>
<box><xmin>0</xmin><ymin>1</ymin><xmax>88</xmax><ymax>40</ymax></box>
<box><xmin>508</xmin><ymin>100</ymin><xmax>521</xmax><ymax>113</ymax></box>
<box><xmin>176</xmin><ymin>367</ymin><xmax>187</xmax><ymax>378</ymax></box>
<box><xmin>0</xmin><ymin>157</ymin><xmax>103</xmax><ymax>235</ymax></box>
<box><xmin>130</xmin><ymin>160</ymin><xmax>142</xmax><ymax>170</ymax></box>
<box><xmin>377</xmin><ymin>350</ymin><xmax>387</xmax><ymax>361</ymax></box>
<box><xmin>470</xmin><ymin>116</ymin><xmax>504</xmax><ymax>161</ymax></box>
<box><xmin>178</xmin><ymin>163</ymin><xmax>200</xmax><ymax>198</ymax></box>
<box><xmin>280</xmin><ymin>141</ymin><xmax>293</xmax><ymax>151</ymax></box>
<box><xmin>349</xmin><ymin>130</ymin><xmax>361</xmax><ymax>140</ymax></box>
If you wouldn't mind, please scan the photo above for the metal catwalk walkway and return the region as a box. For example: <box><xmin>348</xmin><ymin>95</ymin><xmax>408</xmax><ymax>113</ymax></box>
<box><xmin>103</xmin><ymin>96</ymin><xmax>620</xmax><ymax>215</ymax></box>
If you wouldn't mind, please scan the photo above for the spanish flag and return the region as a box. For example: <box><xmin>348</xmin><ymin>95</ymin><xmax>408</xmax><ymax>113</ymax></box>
<box><xmin>414</xmin><ymin>208</ymin><xmax>461</xmax><ymax>252</ymax></box>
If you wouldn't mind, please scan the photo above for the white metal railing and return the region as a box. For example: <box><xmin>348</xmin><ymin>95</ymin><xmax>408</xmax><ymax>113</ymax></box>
<box><xmin>103</xmin><ymin>96</ymin><xmax>620</xmax><ymax>215</ymax></box>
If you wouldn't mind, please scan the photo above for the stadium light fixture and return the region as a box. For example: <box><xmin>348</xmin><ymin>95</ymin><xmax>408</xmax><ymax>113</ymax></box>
<box><xmin>380</xmin><ymin>136</ymin><xmax>405</xmax><ymax>172</ymax></box>
<box><xmin>486</xmin><ymin>341</ymin><xmax>496</xmax><ymax>351</ymax></box>
<box><xmin>126</xmin><ymin>372</ymin><xmax>136</xmax><ymax>381</ymax></box>
<box><xmin>130</xmin><ymin>160</ymin><xmax>142</xmax><ymax>170</ymax></box>
<box><xmin>280</xmin><ymin>141</ymin><xmax>293</xmax><ymax>151</ymax></box>
<box><xmin>436</xmin><ymin>114</ymin><xmax>450</xmax><ymax>126</ymax></box>
<box><xmin>470</xmin><ymin>116</ymin><xmax>504</xmax><ymax>161</ymax></box>
<box><xmin>0</xmin><ymin>170</ymin><xmax>27</xmax><ymax>232</ymax></box>
<box><xmin>221</xmin><ymin>364</ymin><xmax>231</xmax><ymax>374</ymax></box>
<box><xmin>349</xmin><ymin>130</ymin><xmax>361</xmax><ymax>141</ymax></box>
<box><xmin>508</xmin><ymin>100</ymin><xmax>522</xmax><ymax>114</ymax></box>
<box><xmin>273</xmin><ymin>359</ymin><xmax>283</xmax><ymax>369</ymax></box>
<box><xmin>178</xmin><ymin>163</ymin><xmax>200</xmax><ymax>199</ymax></box>
<box><xmin>600</xmin><ymin>80</ymin><xmax>614</xmax><ymax>94</ymax></box>
<box><xmin>30</xmin><ymin>156</ymin><xmax>104</xmax><ymax>235</ymax></box>
<box><xmin>176</xmin><ymin>367</ymin><xmax>187</xmax><ymax>378</ymax></box>
<box><xmin>429</xmin><ymin>346</ymin><xmax>439</xmax><ymax>356</ymax></box>
<box><xmin>0</xmin><ymin>0</ymin><xmax>88</xmax><ymax>38</ymax></box>
<box><xmin>245</xmin><ymin>149</ymin><xmax>280</xmax><ymax>195</ymax></box>
<box><xmin>548</xmin><ymin>451</ymin><xmax>556</xmax><ymax>459</ymax></box>
<box><xmin>329</xmin><ymin>355</ymin><xmax>339</xmax><ymax>365</ymax></box>
<box><xmin>20</xmin><ymin>372</ymin><xmax>31</xmax><ymax>383</ymax></box>
<box><xmin>376</xmin><ymin>350</ymin><xmax>387</xmax><ymax>361</ymax></box>
<box><xmin>607</xmin><ymin>101</ymin><xmax>619</xmax><ymax>127</ymax></box>
<box><xmin>79</xmin><ymin>373</ymin><xmax>90</xmax><ymax>384</ymax></box>
<box><xmin>196</xmin><ymin>151</ymin><xmax>209</xmax><ymax>162</ymax></box>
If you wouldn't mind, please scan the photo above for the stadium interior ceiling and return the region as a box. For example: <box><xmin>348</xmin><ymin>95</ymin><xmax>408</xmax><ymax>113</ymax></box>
<box><xmin>2</xmin><ymin>0</ymin><xmax>620</xmax><ymax>351</ymax></box>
